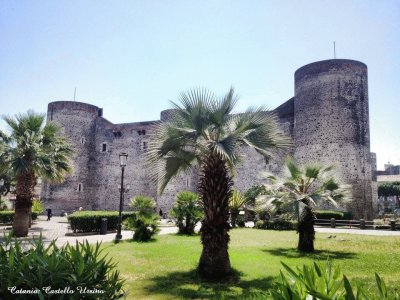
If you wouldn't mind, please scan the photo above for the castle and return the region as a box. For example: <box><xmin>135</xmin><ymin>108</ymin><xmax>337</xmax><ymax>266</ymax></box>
<box><xmin>41</xmin><ymin>59</ymin><xmax>377</xmax><ymax>219</ymax></box>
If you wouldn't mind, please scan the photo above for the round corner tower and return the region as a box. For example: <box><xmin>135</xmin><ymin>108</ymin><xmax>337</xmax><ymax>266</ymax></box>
<box><xmin>41</xmin><ymin>101</ymin><xmax>102</xmax><ymax>214</ymax></box>
<box><xmin>293</xmin><ymin>59</ymin><xmax>373</xmax><ymax>219</ymax></box>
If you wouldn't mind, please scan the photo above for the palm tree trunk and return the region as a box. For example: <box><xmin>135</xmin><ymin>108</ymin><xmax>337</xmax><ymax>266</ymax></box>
<box><xmin>297</xmin><ymin>205</ymin><xmax>315</xmax><ymax>252</ymax></box>
<box><xmin>13</xmin><ymin>171</ymin><xmax>35</xmax><ymax>237</ymax></box>
<box><xmin>198</xmin><ymin>153</ymin><xmax>233</xmax><ymax>280</ymax></box>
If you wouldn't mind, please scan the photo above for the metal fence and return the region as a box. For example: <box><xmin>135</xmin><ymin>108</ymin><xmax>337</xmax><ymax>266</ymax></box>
<box><xmin>314</xmin><ymin>218</ymin><xmax>399</xmax><ymax>230</ymax></box>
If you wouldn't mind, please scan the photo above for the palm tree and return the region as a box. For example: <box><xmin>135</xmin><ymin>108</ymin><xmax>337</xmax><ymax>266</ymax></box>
<box><xmin>126</xmin><ymin>196</ymin><xmax>159</xmax><ymax>241</ymax></box>
<box><xmin>147</xmin><ymin>88</ymin><xmax>291</xmax><ymax>279</ymax></box>
<box><xmin>0</xmin><ymin>111</ymin><xmax>74</xmax><ymax>237</ymax></box>
<box><xmin>257</xmin><ymin>159</ymin><xmax>350</xmax><ymax>252</ymax></box>
<box><xmin>170</xmin><ymin>190</ymin><xmax>203</xmax><ymax>235</ymax></box>
<box><xmin>228</xmin><ymin>190</ymin><xmax>249</xmax><ymax>228</ymax></box>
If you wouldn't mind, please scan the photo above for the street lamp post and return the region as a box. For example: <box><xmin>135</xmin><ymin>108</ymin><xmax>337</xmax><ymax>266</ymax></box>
<box><xmin>115</xmin><ymin>152</ymin><xmax>128</xmax><ymax>242</ymax></box>
<box><xmin>0</xmin><ymin>179</ymin><xmax>4</xmax><ymax>206</ymax></box>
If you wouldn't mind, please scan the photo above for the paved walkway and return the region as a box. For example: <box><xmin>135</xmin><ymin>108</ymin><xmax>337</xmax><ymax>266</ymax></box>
<box><xmin>2</xmin><ymin>217</ymin><xmax>399</xmax><ymax>247</ymax></box>
<box><xmin>315</xmin><ymin>226</ymin><xmax>400</xmax><ymax>236</ymax></box>
<box><xmin>1</xmin><ymin>216</ymin><xmax>178</xmax><ymax>247</ymax></box>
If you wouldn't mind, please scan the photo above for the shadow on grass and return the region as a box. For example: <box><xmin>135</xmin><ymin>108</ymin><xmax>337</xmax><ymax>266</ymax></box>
<box><xmin>263</xmin><ymin>247</ymin><xmax>357</xmax><ymax>259</ymax></box>
<box><xmin>144</xmin><ymin>268</ymin><xmax>274</xmax><ymax>299</ymax></box>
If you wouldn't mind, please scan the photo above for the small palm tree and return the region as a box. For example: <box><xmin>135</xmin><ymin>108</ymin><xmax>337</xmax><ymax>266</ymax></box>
<box><xmin>170</xmin><ymin>191</ymin><xmax>203</xmax><ymax>235</ymax></box>
<box><xmin>257</xmin><ymin>158</ymin><xmax>350</xmax><ymax>252</ymax></box>
<box><xmin>0</xmin><ymin>111</ymin><xmax>74</xmax><ymax>237</ymax></box>
<box><xmin>228</xmin><ymin>190</ymin><xmax>249</xmax><ymax>228</ymax></box>
<box><xmin>125</xmin><ymin>196</ymin><xmax>159</xmax><ymax>241</ymax></box>
<box><xmin>148</xmin><ymin>87</ymin><xmax>291</xmax><ymax>279</ymax></box>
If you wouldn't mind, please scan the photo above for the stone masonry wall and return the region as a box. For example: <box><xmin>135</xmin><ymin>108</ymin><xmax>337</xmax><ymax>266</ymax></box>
<box><xmin>42</xmin><ymin>58</ymin><xmax>375</xmax><ymax>218</ymax></box>
<box><xmin>293</xmin><ymin>59</ymin><xmax>373</xmax><ymax>219</ymax></box>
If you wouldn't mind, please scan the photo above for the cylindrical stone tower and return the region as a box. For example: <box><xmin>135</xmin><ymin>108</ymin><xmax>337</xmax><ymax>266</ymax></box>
<box><xmin>293</xmin><ymin>59</ymin><xmax>373</xmax><ymax>219</ymax></box>
<box><xmin>41</xmin><ymin>101</ymin><xmax>101</xmax><ymax>214</ymax></box>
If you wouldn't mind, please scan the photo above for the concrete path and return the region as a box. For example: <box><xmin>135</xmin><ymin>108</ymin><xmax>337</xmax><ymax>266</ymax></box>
<box><xmin>1</xmin><ymin>215</ymin><xmax>178</xmax><ymax>247</ymax></box>
<box><xmin>315</xmin><ymin>226</ymin><xmax>400</xmax><ymax>236</ymax></box>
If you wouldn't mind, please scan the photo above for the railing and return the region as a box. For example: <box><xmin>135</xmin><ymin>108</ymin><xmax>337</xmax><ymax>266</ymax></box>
<box><xmin>314</xmin><ymin>218</ymin><xmax>399</xmax><ymax>231</ymax></box>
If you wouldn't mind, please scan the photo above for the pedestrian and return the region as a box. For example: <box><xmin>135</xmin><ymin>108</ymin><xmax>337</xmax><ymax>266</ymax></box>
<box><xmin>47</xmin><ymin>208</ymin><xmax>52</xmax><ymax>221</ymax></box>
<box><xmin>159</xmin><ymin>208</ymin><xmax>163</xmax><ymax>218</ymax></box>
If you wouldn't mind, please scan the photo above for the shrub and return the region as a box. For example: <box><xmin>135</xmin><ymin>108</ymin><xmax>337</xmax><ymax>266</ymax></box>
<box><xmin>31</xmin><ymin>211</ymin><xmax>39</xmax><ymax>220</ymax></box>
<box><xmin>68</xmin><ymin>211</ymin><xmax>134</xmax><ymax>233</ymax></box>
<box><xmin>0</xmin><ymin>198</ymin><xmax>10</xmax><ymax>211</ymax></box>
<box><xmin>124</xmin><ymin>196</ymin><xmax>159</xmax><ymax>241</ymax></box>
<box><xmin>314</xmin><ymin>210</ymin><xmax>347</xmax><ymax>220</ymax></box>
<box><xmin>32</xmin><ymin>199</ymin><xmax>44</xmax><ymax>214</ymax></box>
<box><xmin>269</xmin><ymin>259</ymin><xmax>398</xmax><ymax>300</ymax></box>
<box><xmin>0</xmin><ymin>211</ymin><xmax>14</xmax><ymax>224</ymax></box>
<box><xmin>254</xmin><ymin>219</ymin><xmax>297</xmax><ymax>230</ymax></box>
<box><xmin>0</xmin><ymin>233</ymin><xmax>125</xmax><ymax>299</ymax></box>
<box><xmin>0</xmin><ymin>210</ymin><xmax>40</xmax><ymax>224</ymax></box>
<box><xmin>170</xmin><ymin>191</ymin><xmax>203</xmax><ymax>235</ymax></box>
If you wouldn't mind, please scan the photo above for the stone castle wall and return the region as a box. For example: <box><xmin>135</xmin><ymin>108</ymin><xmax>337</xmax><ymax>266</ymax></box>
<box><xmin>293</xmin><ymin>60</ymin><xmax>373</xmax><ymax>219</ymax></box>
<box><xmin>41</xmin><ymin>59</ymin><xmax>376</xmax><ymax>218</ymax></box>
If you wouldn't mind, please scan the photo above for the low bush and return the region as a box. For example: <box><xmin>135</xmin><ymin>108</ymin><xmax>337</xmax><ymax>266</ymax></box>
<box><xmin>254</xmin><ymin>219</ymin><xmax>297</xmax><ymax>230</ymax></box>
<box><xmin>0</xmin><ymin>233</ymin><xmax>125</xmax><ymax>299</ymax></box>
<box><xmin>32</xmin><ymin>199</ymin><xmax>44</xmax><ymax>214</ymax></box>
<box><xmin>314</xmin><ymin>210</ymin><xmax>350</xmax><ymax>220</ymax></box>
<box><xmin>68</xmin><ymin>211</ymin><xmax>134</xmax><ymax>233</ymax></box>
<box><xmin>31</xmin><ymin>211</ymin><xmax>39</xmax><ymax>220</ymax></box>
<box><xmin>268</xmin><ymin>259</ymin><xmax>398</xmax><ymax>300</ymax></box>
<box><xmin>0</xmin><ymin>211</ymin><xmax>14</xmax><ymax>224</ymax></box>
<box><xmin>0</xmin><ymin>210</ymin><xmax>39</xmax><ymax>224</ymax></box>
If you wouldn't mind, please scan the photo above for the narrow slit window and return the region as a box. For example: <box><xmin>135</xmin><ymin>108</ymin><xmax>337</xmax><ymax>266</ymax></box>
<box><xmin>102</xmin><ymin>143</ymin><xmax>107</xmax><ymax>152</ymax></box>
<box><xmin>81</xmin><ymin>137</ymin><xmax>86</xmax><ymax>144</ymax></box>
<box><xmin>142</xmin><ymin>141</ymin><xmax>148</xmax><ymax>151</ymax></box>
<box><xmin>186</xmin><ymin>178</ymin><xmax>190</xmax><ymax>188</ymax></box>
<box><xmin>77</xmin><ymin>183</ymin><xmax>83</xmax><ymax>192</ymax></box>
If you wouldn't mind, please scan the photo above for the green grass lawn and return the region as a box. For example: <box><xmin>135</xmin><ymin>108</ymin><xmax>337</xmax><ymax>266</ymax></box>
<box><xmin>103</xmin><ymin>229</ymin><xmax>400</xmax><ymax>299</ymax></box>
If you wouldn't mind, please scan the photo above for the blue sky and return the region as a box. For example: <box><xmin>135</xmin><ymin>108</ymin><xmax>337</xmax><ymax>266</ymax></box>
<box><xmin>0</xmin><ymin>0</ymin><xmax>399</xmax><ymax>169</ymax></box>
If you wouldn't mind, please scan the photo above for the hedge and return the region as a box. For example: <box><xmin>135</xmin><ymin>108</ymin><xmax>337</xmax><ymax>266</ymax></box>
<box><xmin>0</xmin><ymin>211</ymin><xmax>14</xmax><ymax>224</ymax></box>
<box><xmin>0</xmin><ymin>211</ymin><xmax>39</xmax><ymax>224</ymax></box>
<box><xmin>314</xmin><ymin>210</ymin><xmax>351</xmax><ymax>220</ymax></box>
<box><xmin>255</xmin><ymin>219</ymin><xmax>297</xmax><ymax>230</ymax></box>
<box><xmin>67</xmin><ymin>211</ymin><xmax>135</xmax><ymax>233</ymax></box>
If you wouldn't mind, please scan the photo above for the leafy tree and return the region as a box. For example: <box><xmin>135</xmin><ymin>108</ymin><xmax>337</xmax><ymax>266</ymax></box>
<box><xmin>147</xmin><ymin>87</ymin><xmax>291</xmax><ymax>279</ymax></box>
<box><xmin>0</xmin><ymin>111</ymin><xmax>74</xmax><ymax>236</ymax></box>
<box><xmin>170</xmin><ymin>191</ymin><xmax>203</xmax><ymax>235</ymax></box>
<box><xmin>244</xmin><ymin>185</ymin><xmax>267</xmax><ymax>203</ymax></box>
<box><xmin>378</xmin><ymin>182</ymin><xmax>400</xmax><ymax>209</ymax></box>
<box><xmin>257</xmin><ymin>159</ymin><xmax>349</xmax><ymax>252</ymax></box>
<box><xmin>244</xmin><ymin>184</ymin><xmax>268</xmax><ymax>221</ymax></box>
<box><xmin>228</xmin><ymin>190</ymin><xmax>249</xmax><ymax>228</ymax></box>
<box><xmin>125</xmin><ymin>196</ymin><xmax>159</xmax><ymax>241</ymax></box>
<box><xmin>0</xmin><ymin>162</ymin><xmax>15</xmax><ymax>211</ymax></box>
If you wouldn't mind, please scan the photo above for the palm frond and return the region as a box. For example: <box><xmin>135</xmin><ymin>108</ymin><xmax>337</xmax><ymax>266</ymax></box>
<box><xmin>148</xmin><ymin>87</ymin><xmax>291</xmax><ymax>195</ymax></box>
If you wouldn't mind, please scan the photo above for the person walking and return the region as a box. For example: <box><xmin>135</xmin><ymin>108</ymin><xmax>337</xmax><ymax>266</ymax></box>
<box><xmin>46</xmin><ymin>208</ymin><xmax>52</xmax><ymax>221</ymax></box>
